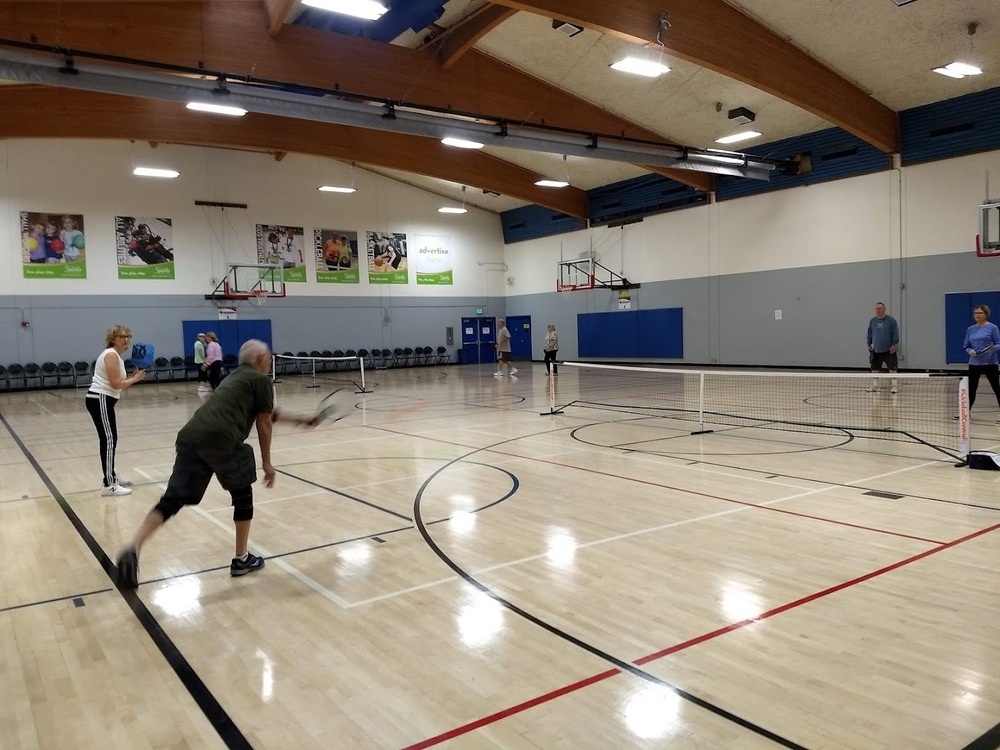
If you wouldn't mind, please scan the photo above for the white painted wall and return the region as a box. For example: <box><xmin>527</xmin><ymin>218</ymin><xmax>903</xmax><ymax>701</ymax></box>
<box><xmin>0</xmin><ymin>139</ymin><xmax>504</xmax><ymax>297</ymax></box>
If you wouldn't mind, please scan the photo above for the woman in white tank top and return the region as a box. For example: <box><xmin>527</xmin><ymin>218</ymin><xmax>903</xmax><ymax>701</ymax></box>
<box><xmin>85</xmin><ymin>325</ymin><xmax>146</xmax><ymax>496</ymax></box>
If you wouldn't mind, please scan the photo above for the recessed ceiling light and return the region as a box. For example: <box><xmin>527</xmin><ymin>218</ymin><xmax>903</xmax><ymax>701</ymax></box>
<box><xmin>186</xmin><ymin>101</ymin><xmax>248</xmax><ymax>117</ymax></box>
<box><xmin>715</xmin><ymin>131</ymin><xmax>763</xmax><ymax>145</ymax></box>
<box><xmin>438</xmin><ymin>207</ymin><xmax>468</xmax><ymax>214</ymax></box>
<box><xmin>609</xmin><ymin>56</ymin><xmax>670</xmax><ymax>78</ymax></box>
<box><xmin>535</xmin><ymin>179</ymin><xmax>569</xmax><ymax>188</ymax></box>
<box><xmin>932</xmin><ymin>61</ymin><xmax>983</xmax><ymax>79</ymax></box>
<box><xmin>133</xmin><ymin>167</ymin><xmax>180</xmax><ymax>178</ymax></box>
<box><xmin>301</xmin><ymin>0</ymin><xmax>388</xmax><ymax>20</ymax></box>
<box><xmin>441</xmin><ymin>137</ymin><xmax>485</xmax><ymax>149</ymax></box>
<box><xmin>318</xmin><ymin>185</ymin><xmax>357</xmax><ymax>193</ymax></box>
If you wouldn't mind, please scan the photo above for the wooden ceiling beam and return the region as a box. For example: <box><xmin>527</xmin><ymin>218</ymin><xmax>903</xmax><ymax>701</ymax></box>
<box><xmin>489</xmin><ymin>0</ymin><xmax>900</xmax><ymax>153</ymax></box>
<box><xmin>437</xmin><ymin>5</ymin><xmax>518</xmax><ymax>69</ymax></box>
<box><xmin>0</xmin><ymin>1</ymin><xmax>711</xmax><ymax>192</ymax></box>
<box><xmin>261</xmin><ymin>0</ymin><xmax>296</xmax><ymax>37</ymax></box>
<box><xmin>0</xmin><ymin>87</ymin><xmax>590</xmax><ymax>217</ymax></box>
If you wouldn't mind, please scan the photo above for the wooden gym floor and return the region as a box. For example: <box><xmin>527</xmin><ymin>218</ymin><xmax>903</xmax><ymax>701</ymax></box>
<box><xmin>1</xmin><ymin>362</ymin><xmax>999</xmax><ymax>750</ymax></box>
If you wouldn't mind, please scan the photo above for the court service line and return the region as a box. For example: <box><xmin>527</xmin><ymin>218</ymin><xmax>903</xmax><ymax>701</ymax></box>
<box><xmin>133</xmin><ymin>468</ymin><xmax>352</xmax><ymax>609</ymax></box>
<box><xmin>28</xmin><ymin>399</ymin><xmax>58</xmax><ymax>417</ymax></box>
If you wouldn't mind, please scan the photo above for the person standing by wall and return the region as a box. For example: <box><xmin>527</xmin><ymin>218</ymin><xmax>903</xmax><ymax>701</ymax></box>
<box><xmin>543</xmin><ymin>323</ymin><xmax>559</xmax><ymax>375</ymax></box>
<box><xmin>193</xmin><ymin>332</ymin><xmax>209</xmax><ymax>393</ymax></box>
<box><xmin>963</xmin><ymin>304</ymin><xmax>1000</xmax><ymax>421</ymax></box>
<box><xmin>866</xmin><ymin>302</ymin><xmax>900</xmax><ymax>394</ymax></box>
<box><xmin>205</xmin><ymin>331</ymin><xmax>224</xmax><ymax>391</ymax></box>
<box><xmin>86</xmin><ymin>325</ymin><xmax>146</xmax><ymax>496</ymax></box>
<box><xmin>495</xmin><ymin>319</ymin><xmax>516</xmax><ymax>378</ymax></box>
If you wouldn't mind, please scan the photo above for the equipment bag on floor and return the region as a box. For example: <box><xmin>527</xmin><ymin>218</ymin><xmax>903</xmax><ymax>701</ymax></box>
<box><xmin>967</xmin><ymin>451</ymin><xmax>1000</xmax><ymax>470</ymax></box>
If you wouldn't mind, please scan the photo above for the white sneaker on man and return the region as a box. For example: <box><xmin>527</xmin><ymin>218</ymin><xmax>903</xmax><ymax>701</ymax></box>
<box><xmin>510</xmin><ymin>367</ymin><xmax>518</xmax><ymax>375</ymax></box>
<box><xmin>494</xmin><ymin>371</ymin><xmax>503</xmax><ymax>378</ymax></box>
<box><xmin>101</xmin><ymin>483</ymin><xmax>133</xmax><ymax>497</ymax></box>
<box><xmin>865</xmin><ymin>385</ymin><xmax>878</xmax><ymax>393</ymax></box>
<box><xmin>890</xmin><ymin>387</ymin><xmax>898</xmax><ymax>395</ymax></box>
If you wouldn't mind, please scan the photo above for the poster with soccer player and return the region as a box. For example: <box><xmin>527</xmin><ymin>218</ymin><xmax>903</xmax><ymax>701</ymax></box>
<box><xmin>21</xmin><ymin>211</ymin><xmax>87</xmax><ymax>279</ymax></box>
<box><xmin>314</xmin><ymin>228</ymin><xmax>360</xmax><ymax>284</ymax></box>
<box><xmin>256</xmin><ymin>224</ymin><xmax>306</xmax><ymax>283</ymax></box>
<box><xmin>115</xmin><ymin>216</ymin><xmax>175</xmax><ymax>279</ymax></box>
<box><xmin>366</xmin><ymin>231</ymin><xmax>408</xmax><ymax>284</ymax></box>
<box><xmin>412</xmin><ymin>234</ymin><xmax>453</xmax><ymax>285</ymax></box>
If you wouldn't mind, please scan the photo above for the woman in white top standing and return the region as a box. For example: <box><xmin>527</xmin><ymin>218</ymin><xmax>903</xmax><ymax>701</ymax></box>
<box><xmin>86</xmin><ymin>325</ymin><xmax>146</xmax><ymax>496</ymax></box>
<box><xmin>543</xmin><ymin>323</ymin><xmax>559</xmax><ymax>375</ymax></box>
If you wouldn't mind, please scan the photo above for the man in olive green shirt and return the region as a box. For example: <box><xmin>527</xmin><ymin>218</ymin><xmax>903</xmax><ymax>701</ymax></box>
<box><xmin>116</xmin><ymin>339</ymin><xmax>313</xmax><ymax>589</ymax></box>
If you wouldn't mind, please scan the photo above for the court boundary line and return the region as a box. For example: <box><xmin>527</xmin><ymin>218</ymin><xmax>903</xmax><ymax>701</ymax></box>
<box><xmin>0</xmin><ymin>412</ymin><xmax>254</xmax><ymax>750</ymax></box>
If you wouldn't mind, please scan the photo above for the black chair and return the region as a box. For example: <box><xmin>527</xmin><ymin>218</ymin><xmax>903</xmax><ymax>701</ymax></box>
<box><xmin>403</xmin><ymin>347</ymin><xmax>415</xmax><ymax>366</ymax></box>
<box><xmin>436</xmin><ymin>346</ymin><xmax>451</xmax><ymax>364</ymax></box>
<box><xmin>184</xmin><ymin>354</ymin><xmax>199</xmax><ymax>380</ymax></box>
<box><xmin>419</xmin><ymin>346</ymin><xmax>433</xmax><ymax>365</ymax></box>
<box><xmin>223</xmin><ymin>354</ymin><xmax>238</xmax><ymax>375</ymax></box>
<box><xmin>153</xmin><ymin>357</ymin><xmax>171</xmax><ymax>381</ymax></box>
<box><xmin>57</xmin><ymin>361</ymin><xmax>75</xmax><ymax>387</ymax></box>
<box><xmin>170</xmin><ymin>356</ymin><xmax>186</xmax><ymax>381</ymax></box>
<box><xmin>345</xmin><ymin>350</ymin><xmax>359</xmax><ymax>370</ymax></box>
<box><xmin>7</xmin><ymin>363</ymin><xmax>26</xmax><ymax>390</ymax></box>
<box><xmin>124</xmin><ymin>359</ymin><xmax>137</xmax><ymax>377</ymax></box>
<box><xmin>24</xmin><ymin>362</ymin><xmax>41</xmax><ymax>389</ymax></box>
<box><xmin>382</xmin><ymin>348</ymin><xmax>394</xmax><ymax>368</ymax></box>
<box><xmin>393</xmin><ymin>347</ymin><xmax>404</xmax><ymax>367</ymax></box>
<box><xmin>74</xmin><ymin>361</ymin><xmax>92</xmax><ymax>388</ymax></box>
<box><xmin>369</xmin><ymin>348</ymin><xmax>384</xmax><ymax>369</ymax></box>
<box><xmin>332</xmin><ymin>350</ymin><xmax>346</xmax><ymax>371</ymax></box>
<box><xmin>321</xmin><ymin>350</ymin><xmax>335</xmax><ymax>372</ymax></box>
<box><xmin>357</xmin><ymin>349</ymin><xmax>369</xmax><ymax>370</ymax></box>
<box><xmin>40</xmin><ymin>361</ymin><xmax>59</xmax><ymax>388</ymax></box>
<box><xmin>0</xmin><ymin>365</ymin><xmax>7</xmax><ymax>391</ymax></box>
<box><xmin>278</xmin><ymin>352</ymin><xmax>295</xmax><ymax>376</ymax></box>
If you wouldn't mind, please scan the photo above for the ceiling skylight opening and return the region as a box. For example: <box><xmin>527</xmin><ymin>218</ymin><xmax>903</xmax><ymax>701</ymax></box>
<box><xmin>715</xmin><ymin>131</ymin><xmax>763</xmax><ymax>145</ymax></box>
<box><xmin>932</xmin><ymin>62</ymin><xmax>983</xmax><ymax>79</ymax></box>
<box><xmin>301</xmin><ymin>0</ymin><xmax>388</xmax><ymax>20</ymax></box>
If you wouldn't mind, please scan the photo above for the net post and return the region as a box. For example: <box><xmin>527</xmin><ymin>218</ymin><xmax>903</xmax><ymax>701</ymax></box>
<box><xmin>539</xmin><ymin>366</ymin><xmax>565</xmax><ymax>415</ymax></box>
<box><xmin>957</xmin><ymin>376</ymin><xmax>971</xmax><ymax>464</ymax></box>
<box><xmin>307</xmin><ymin>356</ymin><xmax>320</xmax><ymax>389</ymax></box>
<box><xmin>690</xmin><ymin>372</ymin><xmax>714</xmax><ymax>435</ymax></box>
<box><xmin>356</xmin><ymin>356</ymin><xmax>370</xmax><ymax>393</ymax></box>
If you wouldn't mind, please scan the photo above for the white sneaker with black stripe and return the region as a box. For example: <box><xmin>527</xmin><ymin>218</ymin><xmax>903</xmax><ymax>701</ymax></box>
<box><xmin>101</xmin><ymin>483</ymin><xmax>132</xmax><ymax>497</ymax></box>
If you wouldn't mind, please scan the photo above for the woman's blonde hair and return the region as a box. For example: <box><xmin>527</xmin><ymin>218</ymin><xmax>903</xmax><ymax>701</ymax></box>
<box><xmin>205</xmin><ymin>331</ymin><xmax>218</xmax><ymax>341</ymax></box>
<box><xmin>105</xmin><ymin>325</ymin><xmax>132</xmax><ymax>348</ymax></box>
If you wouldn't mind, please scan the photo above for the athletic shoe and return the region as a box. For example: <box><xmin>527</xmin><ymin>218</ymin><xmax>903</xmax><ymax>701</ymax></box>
<box><xmin>494</xmin><ymin>371</ymin><xmax>503</xmax><ymax>378</ymax></box>
<box><xmin>101</xmin><ymin>483</ymin><xmax>132</xmax><ymax>497</ymax></box>
<box><xmin>231</xmin><ymin>552</ymin><xmax>265</xmax><ymax>577</ymax></box>
<box><xmin>890</xmin><ymin>387</ymin><xmax>898</xmax><ymax>395</ymax></box>
<box><xmin>510</xmin><ymin>367</ymin><xmax>518</xmax><ymax>375</ymax></box>
<box><xmin>116</xmin><ymin>547</ymin><xmax>139</xmax><ymax>589</ymax></box>
<box><xmin>865</xmin><ymin>386</ymin><xmax>878</xmax><ymax>393</ymax></box>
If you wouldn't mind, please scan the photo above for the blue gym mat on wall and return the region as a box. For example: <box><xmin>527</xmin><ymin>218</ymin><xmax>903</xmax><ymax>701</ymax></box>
<box><xmin>578</xmin><ymin>308</ymin><xmax>683</xmax><ymax>358</ymax></box>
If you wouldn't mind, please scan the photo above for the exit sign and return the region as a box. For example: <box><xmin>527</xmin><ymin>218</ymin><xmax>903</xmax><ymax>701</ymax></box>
<box><xmin>476</xmin><ymin>307</ymin><xmax>484</xmax><ymax>314</ymax></box>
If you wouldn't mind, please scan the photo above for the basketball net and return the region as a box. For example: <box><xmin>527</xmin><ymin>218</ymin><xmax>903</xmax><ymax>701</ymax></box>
<box><xmin>250</xmin><ymin>290</ymin><xmax>269</xmax><ymax>307</ymax></box>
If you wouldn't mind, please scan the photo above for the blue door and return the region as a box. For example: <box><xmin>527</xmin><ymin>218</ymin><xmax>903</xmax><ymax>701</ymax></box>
<box><xmin>507</xmin><ymin>315</ymin><xmax>532</xmax><ymax>359</ymax></box>
<box><xmin>477</xmin><ymin>317</ymin><xmax>497</xmax><ymax>364</ymax></box>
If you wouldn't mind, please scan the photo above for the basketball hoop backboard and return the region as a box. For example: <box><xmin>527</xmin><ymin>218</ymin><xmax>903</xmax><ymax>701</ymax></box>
<box><xmin>219</xmin><ymin>264</ymin><xmax>286</xmax><ymax>299</ymax></box>
<box><xmin>978</xmin><ymin>201</ymin><xmax>1000</xmax><ymax>257</ymax></box>
<box><xmin>557</xmin><ymin>257</ymin><xmax>595</xmax><ymax>292</ymax></box>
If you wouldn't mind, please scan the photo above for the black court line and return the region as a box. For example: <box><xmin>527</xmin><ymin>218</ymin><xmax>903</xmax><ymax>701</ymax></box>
<box><xmin>0</xmin><ymin>586</ymin><xmax>113</xmax><ymax>614</ymax></box>
<box><xmin>962</xmin><ymin>721</ymin><xmax>1000</xmax><ymax>750</ymax></box>
<box><xmin>0</xmin><ymin>412</ymin><xmax>253</xmax><ymax>750</ymax></box>
<box><xmin>864</xmin><ymin>490</ymin><xmax>905</xmax><ymax>500</ymax></box>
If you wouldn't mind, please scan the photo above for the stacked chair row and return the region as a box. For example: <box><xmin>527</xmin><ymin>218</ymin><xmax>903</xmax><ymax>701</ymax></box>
<box><xmin>0</xmin><ymin>361</ymin><xmax>91</xmax><ymax>391</ymax></box>
<box><xmin>276</xmin><ymin>347</ymin><xmax>451</xmax><ymax>376</ymax></box>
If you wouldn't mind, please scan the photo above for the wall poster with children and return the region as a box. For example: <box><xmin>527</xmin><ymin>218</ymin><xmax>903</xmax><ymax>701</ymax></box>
<box><xmin>21</xmin><ymin>211</ymin><xmax>87</xmax><ymax>279</ymax></box>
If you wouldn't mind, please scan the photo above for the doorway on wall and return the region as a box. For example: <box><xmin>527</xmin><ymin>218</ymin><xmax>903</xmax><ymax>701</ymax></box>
<box><xmin>507</xmin><ymin>315</ymin><xmax>532</xmax><ymax>360</ymax></box>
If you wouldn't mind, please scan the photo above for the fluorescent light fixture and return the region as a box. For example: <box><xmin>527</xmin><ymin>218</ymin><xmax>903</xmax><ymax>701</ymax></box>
<box><xmin>933</xmin><ymin>61</ymin><xmax>983</xmax><ymax>79</ymax></box>
<box><xmin>186</xmin><ymin>101</ymin><xmax>248</xmax><ymax>117</ymax></box>
<box><xmin>715</xmin><ymin>130</ymin><xmax>762</xmax><ymax>145</ymax></box>
<box><xmin>609</xmin><ymin>56</ymin><xmax>670</xmax><ymax>78</ymax></box>
<box><xmin>133</xmin><ymin>167</ymin><xmax>180</xmax><ymax>178</ymax></box>
<box><xmin>438</xmin><ymin>207</ymin><xmax>468</xmax><ymax>214</ymax></box>
<box><xmin>301</xmin><ymin>0</ymin><xmax>388</xmax><ymax>20</ymax></box>
<box><xmin>441</xmin><ymin>137</ymin><xmax>484</xmax><ymax>149</ymax></box>
<box><xmin>696</xmin><ymin>151</ymin><xmax>747</xmax><ymax>165</ymax></box>
<box><xmin>318</xmin><ymin>185</ymin><xmax>357</xmax><ymax>193</ymax></box>
<box><xmin>535</xmin><ymin>179</ymin><xmax>569</xmax><ymax>187</ymax></box>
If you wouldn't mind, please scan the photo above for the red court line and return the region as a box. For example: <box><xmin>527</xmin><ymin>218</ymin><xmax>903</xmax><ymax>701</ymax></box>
<box><xmin>401</xmin><ymin>521</ymin><xmax>1000</xmax><ymax>749</ymax></box>
<box><xmin>371</xmin><ymin>425</ymin><xmax>950</xmax><ymax>544</ymax></box>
